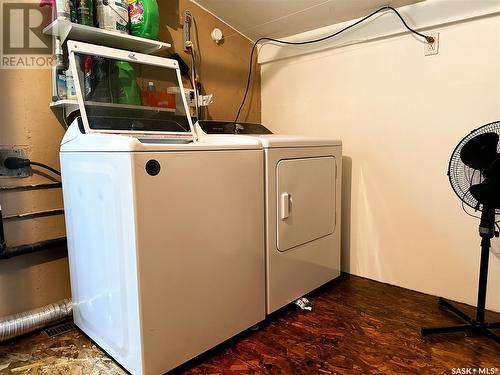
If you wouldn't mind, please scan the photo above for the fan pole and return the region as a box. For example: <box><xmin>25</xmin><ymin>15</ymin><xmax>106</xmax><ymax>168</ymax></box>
<box><xmin>476</xmin><ymin>207</ymin><xmax>496</xmax><ymax>324</ymax></box>
<box><xmin>421</xmin><ymin>207</ymin><xmax>499</xmax><ymax>343</ymax></box>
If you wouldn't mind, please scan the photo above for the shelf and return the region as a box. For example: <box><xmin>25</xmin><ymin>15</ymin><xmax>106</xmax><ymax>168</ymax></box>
<box><xmin>50</xmin><ymin>99</ymin><xmax>79</xmax><ymax>114</ymax></box>
<box><xmin>43</xmin><ymin>20</ymin><xmax>171</xmax><ymax>54</ymax></box>
<box><xmin>50</xmin><ymin>99</ymin><xmax>78</xmax><ymax>109</ymax></box>
<box><xmin>50</xmin><ymin>100</ymin><xmax>79</xmax><ymax>126</ymax></box>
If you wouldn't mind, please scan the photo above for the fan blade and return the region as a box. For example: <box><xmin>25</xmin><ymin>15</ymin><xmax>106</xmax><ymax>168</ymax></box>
<box><xmin>460</xmin><ymin>132</ymin><xmax>499</xmax><ymax>171</ymax></box>
<box><xmin>485</xmin><ymin>156</ymin><xmax>500</xmax><ymax>181</ymax></box>
<box><xmin>470</xmin><ymin>179</ymin><xmax>500</xmax><ymax>209</ymax></box>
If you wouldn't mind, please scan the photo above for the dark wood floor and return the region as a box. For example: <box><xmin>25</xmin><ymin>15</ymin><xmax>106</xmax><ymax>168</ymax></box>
<box><xmin>1</xmin><ymin>274</ymin><xmax>499</xmax><ymax>374</ymax></box>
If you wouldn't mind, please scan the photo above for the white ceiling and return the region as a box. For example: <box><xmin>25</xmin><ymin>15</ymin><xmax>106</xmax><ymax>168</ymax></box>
<box><xmin>192</xmin><ymin>0</ymin><xmax>424</xmax><ymax>41</ymax></box>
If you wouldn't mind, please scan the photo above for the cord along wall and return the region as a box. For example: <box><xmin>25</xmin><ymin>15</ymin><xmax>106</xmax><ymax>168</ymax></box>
<box><xmin>260</xmin><ymin>11</ymin><xmax>500</xmax><ymax>311</ymax></box>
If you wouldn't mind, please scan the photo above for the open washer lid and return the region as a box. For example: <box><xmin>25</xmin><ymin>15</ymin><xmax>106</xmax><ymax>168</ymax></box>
<box><xmin>68</xmin><ymin>41</ymin><xmax>196</xmax><ymax>142</ymax></box>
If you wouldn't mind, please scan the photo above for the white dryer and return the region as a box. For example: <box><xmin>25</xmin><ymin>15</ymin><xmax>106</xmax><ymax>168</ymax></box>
<box><xmin>196</xmin><ymin>121</ymin><xmax>342</xmax><ymax>313</ymax></box>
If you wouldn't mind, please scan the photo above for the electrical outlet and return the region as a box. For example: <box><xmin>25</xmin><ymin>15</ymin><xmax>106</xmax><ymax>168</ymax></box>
<box><xmin>424</xmin><ymin>32</ymin><xmax>439</xmax><ymax>56</ymax></box>
<box><xmin>0</xmin><ymin>146</ymin><xmax>32</xmax><ymax>178</ymax></box>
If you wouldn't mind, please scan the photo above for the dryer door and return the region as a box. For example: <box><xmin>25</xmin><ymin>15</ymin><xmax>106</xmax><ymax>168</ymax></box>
<box><xmin>276</xmin><ymin>156</ymin><xmax>336</xmax><ymax>252</ymax></box>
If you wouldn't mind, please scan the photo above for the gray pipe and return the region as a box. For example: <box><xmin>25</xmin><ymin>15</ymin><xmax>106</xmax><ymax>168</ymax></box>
<box><xmin>0</xmin><ymin>299</ymin><xmax>72</xmax><ymax>342</ymax></box>
<box><xmin>0</xmin><ymin>237</ymin><xmax>67</xmax><ymax>259</ymax></box>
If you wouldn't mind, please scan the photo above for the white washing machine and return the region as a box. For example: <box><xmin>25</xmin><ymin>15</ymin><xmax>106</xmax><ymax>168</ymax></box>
<box><xmin>196</xmin><ymin>121</ymin><xmax>342</xmax><ymax>313</ymax></box>
<box><xmin>61</xmin><ymin>42</ymin><xmax>265</xmax><ymax>374</ymax></box>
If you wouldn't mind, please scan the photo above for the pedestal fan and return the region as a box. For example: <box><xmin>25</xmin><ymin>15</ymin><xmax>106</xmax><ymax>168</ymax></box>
<box><xmin>421</xmin><ymin>121</ymin><xmax>500</xmax><ymax>343</ymax></box>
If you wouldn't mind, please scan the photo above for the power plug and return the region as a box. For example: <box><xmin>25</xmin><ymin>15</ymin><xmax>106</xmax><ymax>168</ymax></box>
<box><xmin>424</xmin><ymin>32</ymin><xmax>439</xmax><ymax>56</ymax></box>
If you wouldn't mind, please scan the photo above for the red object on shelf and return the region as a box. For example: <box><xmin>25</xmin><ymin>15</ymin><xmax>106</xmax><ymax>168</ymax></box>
<box><xmin>40</xmin><ymin>0</ymin><xmax>56</xmax><ymax>22</ymax></box>
<box><xmin>141</xmin><ymin>91</ymin><xmax>176</xmax><ymax>109</ymax></box>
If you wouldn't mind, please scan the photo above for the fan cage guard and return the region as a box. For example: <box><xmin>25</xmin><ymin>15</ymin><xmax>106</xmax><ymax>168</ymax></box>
<box><xmin>448</xmin><ymin>121</ymin><xmax>500</xmax><ymax>216</ymax></box>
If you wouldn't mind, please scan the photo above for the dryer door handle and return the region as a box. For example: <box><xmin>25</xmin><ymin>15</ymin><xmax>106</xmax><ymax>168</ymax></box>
<box><xmin>280</xmin><ymin>192</ymin><xmax>291</xmax><ymax>220</ymax></box>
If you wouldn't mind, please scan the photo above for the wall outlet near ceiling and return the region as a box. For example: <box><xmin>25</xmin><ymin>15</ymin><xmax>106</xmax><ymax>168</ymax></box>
<box><xmin>424</xmin><ymin>32</ymin><xmax>439</xmax><ymax>56</ymax></box>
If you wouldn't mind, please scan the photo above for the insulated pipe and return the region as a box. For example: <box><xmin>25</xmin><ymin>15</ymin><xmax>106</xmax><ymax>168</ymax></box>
<box><xmin>0</xmin><ymin>237</ymin><xmax>67</xmax><ymax>259</ymax></box>
<box><xmin>0</xmin><ymin>299</ymin><xmax>72</xmax><ymax>342</ymax></box>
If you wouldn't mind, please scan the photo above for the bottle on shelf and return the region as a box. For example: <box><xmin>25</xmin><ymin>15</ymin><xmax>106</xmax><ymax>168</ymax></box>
<box><xmin>40</xmin><ymin>0</ymin><xmax>71</xmax><ymax>21</ymax></box>
<box><xmin>70</xmin><ymin>0</ymin><xmax>78</xmax><ymax>22</ymax></box>
<box><xmin>77</xmin><ymin>0</ymin><xmax>94</xmax><ymax>26</ymax></box>
<box><xmin>92</xmin><ymin>56</ymin><xmax>112</xmax><ymax>102</ymax></box>
<box><xmin>96</xmin><ymin>0</ymin><xmax>130</xmax><ymax>34</ymax></box>
<box><xmin>115</xmin><ymin>61</ymin><xmax>141</xmax><ymax>105</ymax></box>
<box><xmin>128</xmin><ymin>0</ymin><xmax>159</xmax><ymax>40</ymax></box>
<box><xmin>83</xmin><ymin>55</ymin><xmax>93</xmax><ymax>99</ymax></box>
<box><xmin>66</xmin><ymin>68</ymin><xmax>77</xmax><ymax>100</ymax></box>
<box><xmin>52</xmin><ymin>38</ymin><xmax>67</xmax><ymax>101</ymax></box>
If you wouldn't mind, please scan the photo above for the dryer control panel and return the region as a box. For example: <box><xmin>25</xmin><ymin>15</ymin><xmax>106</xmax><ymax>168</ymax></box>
<box><xmin>197</xmin><ymin>121</ymin><xmax>273</xmax><ymax>135</ymax></box>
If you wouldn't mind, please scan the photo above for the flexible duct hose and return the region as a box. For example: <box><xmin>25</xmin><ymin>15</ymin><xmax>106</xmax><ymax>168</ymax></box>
<box><xmin>0</xmin><ymin>299</ymin><xmax>72</xmax><ymax>342</ymax></box>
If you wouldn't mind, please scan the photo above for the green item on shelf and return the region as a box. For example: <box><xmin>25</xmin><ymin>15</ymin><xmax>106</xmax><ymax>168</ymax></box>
<box><xmin>115</xmin><ymin>61</ymin><xmax>141</xmax><ymax>105</ymax></box>
<box><xmin>128</xmin><ymin>0</ymin><xmax>159</xmax><ymax>40</ymax></box>
<box><xmin>69</xmin><ymin>0</ymin><xmax>78</xmax><ymax>22</ymax></box>
<box><xmin>77</xmin><ymin>0</ymin><xmax>94</xmax><ymax>26</ymax></box>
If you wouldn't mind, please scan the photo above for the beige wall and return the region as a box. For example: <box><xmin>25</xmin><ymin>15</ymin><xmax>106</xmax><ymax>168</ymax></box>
<box><xmin>160</xmin><ymin>0</ymin><xmax>261</xmax><ymax>122</ymax></box>
<box><xmin>261</xmin><ymin>15</ymin><xmax>500</xmax><ymax>311</ymax></box>
<box><xmin>0</xmin><ymin>1</ymin><xmax>259</xmax><ymax>316</ymax></box>
<box><xmin>0</xmin><ymin>68</ymin><xmax>70</xmax><ymax>317</ymax></box>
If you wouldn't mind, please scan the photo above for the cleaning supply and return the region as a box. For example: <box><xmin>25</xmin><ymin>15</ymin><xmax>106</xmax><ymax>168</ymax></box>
<box><xmin>40</xmin><ymin>0</ymin><xmax>70</xmax><ymax>22</ymax></box>
<box><xmin>83</xmin><ymin>55</ymin><xmax>93</xmax><ymax>100</ymax></box>
<box><xmin>56</xmin><ymin>71</ymin><xmax>67</xmax><ymax>100</ymax></box>
<box><xmin>56</xmin><ymin>0</ymin><xmax>71</xmax><ymax>20</ymax></box>
<box><xmin>91</xmin><ymin>56</ymin><xmax>112</xmax><ymax>102</ymax></box>
<box><xmin>52</xmin><ymin>38</ymin><xmax>67</xmax><ymax>100</ymax></box>
<box><xmin>142</xmin><ymin>82</ymin><xmax>175</xmax><ymax>108</ymax></box>
<box><xmin>114</xmin><ymin>61</ymin><xmax>141</xmax><ymax>105</ymax></box>
<box><xmin>96</xmin><ymin>0</ymin><xmax>129</xmax><ymax>34</ymax></box>
<box><xmin>128</xmin><ymin>0</ymin><xmax>159</xmax><ymax>40</ymax></box>
<box><xmin>77</xmin><ymin>0</ymin><xmax>94</xmax><ymax>26</ymax></box>
<box><xmin>69</xmin><ymin>0</ymin><xmax>78</xmax><ymax>22</ymax></box>
<box><xmin>66</xmin><ymin>68</ymin><xmax>77</xmax><ymax>100</ymax></box>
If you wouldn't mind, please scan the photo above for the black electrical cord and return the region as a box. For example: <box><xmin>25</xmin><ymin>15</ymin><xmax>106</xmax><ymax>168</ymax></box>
<box><xmin>29</xmin><ymin>162</ymin><xmax>62</xmax><ymax>176</ymax></box>
<box><xmin>235</xmin><ymin>6</ymin><xmax>434</xmax><ymax>122</ymax></box>
<box><xmin>4</xmin><ymin>157</ymin><xmax>61</xmax><ymax>177</ymax></box>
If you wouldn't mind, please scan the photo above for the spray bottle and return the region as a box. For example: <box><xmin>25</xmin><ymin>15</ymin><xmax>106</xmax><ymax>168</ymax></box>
<box><xmin>96</xmin><ymin>0</ymin><xmax>129</xmax><ymax>34</ymax></box>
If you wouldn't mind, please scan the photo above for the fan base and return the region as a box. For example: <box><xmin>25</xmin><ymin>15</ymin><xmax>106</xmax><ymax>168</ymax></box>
<box><xmin>421</xmin><ymin>297</ymin><xmax>500</xmax><ymax>344</ymax></box>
